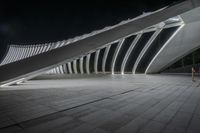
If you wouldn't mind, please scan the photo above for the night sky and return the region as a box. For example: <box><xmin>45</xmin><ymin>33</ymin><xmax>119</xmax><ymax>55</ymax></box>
<box><xmin>0</xmin><ymin>0</ymin><xmax>184</xmax><ymax>61</ymax></box>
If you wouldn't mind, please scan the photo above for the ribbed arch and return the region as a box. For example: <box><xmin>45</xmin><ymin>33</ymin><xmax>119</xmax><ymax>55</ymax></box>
<box><xmin>1</xmin><ymin>47</ymin><xmax>11</xmax><ymax>64</ymax></box>
<box><xmin>83</xmin><ymin>56</ymin><xmax>87</xmax><ymax>73</ymax></box>
<box><xmin>71</xmin><ymin>61</ymin><xmax>75</xmax><ymax>74</ymax></box>
<box><xmin>86</xmin><ymin>54</ymin><xmax>91</xmax><ymax>74</ymax></box>
<box><xmin>124</xmin><ymin>32</ymin><xmax>154</xmax><ymax>73</ymax></box>
<box><xmin>73</xmin><ymin>60</ymin><xmax>78</xmax><ymax>74</ymax></box>
<box><xmin>136</xmin><ymin>26</ymin><xmax>179</xmax><ymax>73</ymax></box>
<box><xmin>113</xmin><ymin>36</ymin><xmax>136</xmax><ymax>73</ymax></box>
<box><xmin>62</xmin><ymin>64</ymin><xmax>67</xmax><ymax>74</ymax></box>
<box><xmin>80</xmin><ymin>57</ymin><xmax>84</xmax><ymax>74</ymax></box>
<box><xmin>121</xmin><ymin>33</ymin><xmax>142</xmax><ymax>74</ymax></box>
<box><xmin>19</xmin><ymin>46</ymin><xmax>24</xmax><ymax>59</ymax></box>
<box><xmin>105</xmin><ymin>42</ymin><xmax>118</xmax><ymax>72</ymax></box>
<box><xmin>102</xmin><ymin>45</ymin><xmax>111</xmax><ymax>73</ymax></box>
<box><xmin>68</xmin><ymin>62</ymin><xmax>73</xmax><ymax>74</ymax></box>
<box><xmin>76</xmin><ymin>59</ymin><xmax>81</xmax><ymax>73</ymax></box>
<box><xmin>89</xmin><ymin>52</ymin><xmax>96</xmax><ymax>73</ymax></box>
<box><xmin>94</xmin><ymin>50</ymin><xmax>100</xmax><ymax>74</ymax></box>
<box><xmin>65</xmin><ymin>63</ymin><xmax>69</xmax><ymax>74</ymax></box>
<box><xmin>133</xmin><ymin>30</ymin><xmax>161</xmax><ymax>74</ymax></box>
<box><xmin>97</xmin><ymin>48</ymin><xmax>106</xmax><ymax>72</ymax></box>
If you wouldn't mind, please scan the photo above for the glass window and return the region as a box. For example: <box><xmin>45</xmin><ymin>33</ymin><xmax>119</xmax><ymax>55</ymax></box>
<box><xmin>183</xmin><ymin>53</ymin><xmax>193</xmax><ymax>66</ymax></box>
<box><xmin>194</xmin><ymin>49</ymin><xmax>200</xmax><ymax>64</ymax></box>
<box><xmin>171</xmin><ymin>59</ymin><xmax>182</xmax><ymax>69</ymax></box>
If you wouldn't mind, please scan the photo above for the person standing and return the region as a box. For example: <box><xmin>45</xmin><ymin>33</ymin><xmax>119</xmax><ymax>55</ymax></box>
<box><xmin>192</xmin><ymin>67</ymin><xmax>196</xmax><ymax>82</ymax></box>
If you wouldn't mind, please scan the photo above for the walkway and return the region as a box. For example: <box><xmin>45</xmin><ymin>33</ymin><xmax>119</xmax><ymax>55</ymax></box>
<box><xmin>0</xmin><ymin>74</ymin><xmax>200</xmax><ymax>133</ymax></box>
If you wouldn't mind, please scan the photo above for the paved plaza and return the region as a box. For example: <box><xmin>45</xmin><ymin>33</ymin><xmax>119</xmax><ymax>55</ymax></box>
<box><xmin>0</xmin><ymin>74</ymin><xmax>200</xmax><ymax>133</ymax></box>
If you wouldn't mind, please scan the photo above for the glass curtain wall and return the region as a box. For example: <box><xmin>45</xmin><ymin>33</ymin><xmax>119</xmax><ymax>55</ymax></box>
<box><xmin>163</xmin><ymin>48</ymin><xmax>200</xmax><ymax>73</ymax></box>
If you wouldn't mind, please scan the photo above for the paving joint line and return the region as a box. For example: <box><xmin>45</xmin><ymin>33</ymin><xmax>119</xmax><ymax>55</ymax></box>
<box><xmin>0</xmin><ymin>87</ymin><xmax>141</xmax><ymax>130</ymax></box>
